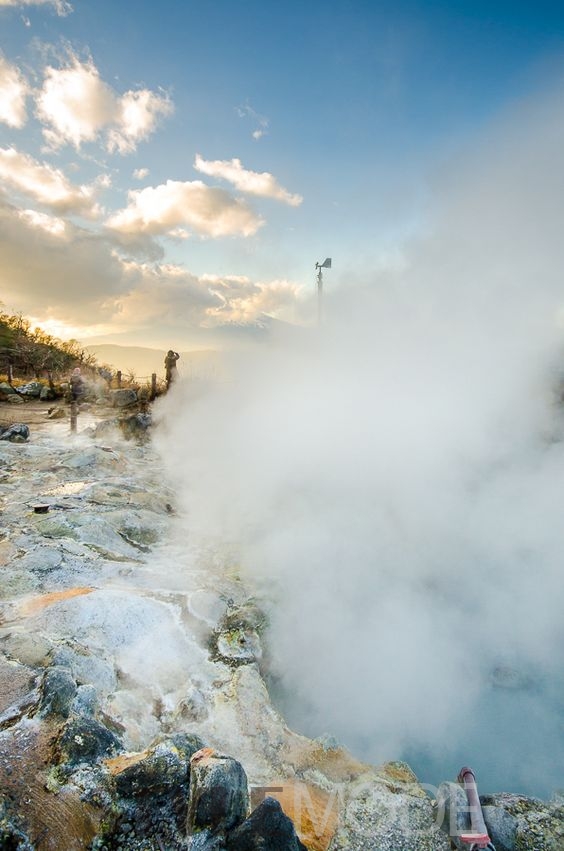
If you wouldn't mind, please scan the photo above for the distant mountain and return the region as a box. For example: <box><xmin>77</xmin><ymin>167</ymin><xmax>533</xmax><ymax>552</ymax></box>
<box><xmin>86</xmin><ymin>344</ymin><xmax>219</xmax><ymax>380</ymax></box>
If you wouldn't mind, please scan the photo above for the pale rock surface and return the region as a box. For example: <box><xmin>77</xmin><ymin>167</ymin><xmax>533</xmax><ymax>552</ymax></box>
<box><xmin>0</xmin><ymin>415</ymin><xmax>558</xmax><ymax>851</ymax></box>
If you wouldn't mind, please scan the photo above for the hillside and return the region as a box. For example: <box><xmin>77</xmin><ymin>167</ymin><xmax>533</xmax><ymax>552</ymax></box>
<box><xmin>86</xmin><ymin>344</ymin><xmax>219</xmax><ymax>380</ymax></box>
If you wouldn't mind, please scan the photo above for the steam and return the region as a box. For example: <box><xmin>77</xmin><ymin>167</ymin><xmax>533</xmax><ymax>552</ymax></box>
<box><xmin>154</xmin><ymin>83</ymin><xmax>564</xmax><ymax>797</ymax></box>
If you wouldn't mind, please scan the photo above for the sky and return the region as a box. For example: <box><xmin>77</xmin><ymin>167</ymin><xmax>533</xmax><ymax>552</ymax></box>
<box><xmin>1</xmin><ymin>0</ymin><xmax>564</xmax><ymax>350</ymax></box>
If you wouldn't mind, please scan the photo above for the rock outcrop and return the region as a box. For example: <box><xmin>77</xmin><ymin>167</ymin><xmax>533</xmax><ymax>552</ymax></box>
<box><xmin>436</xmin><ymin>781</ymin><xmax>564</xmax><ymax>851</ymax></box>
<box><xmin>0</xmin><ymin>412</ymin><xmax>560</xmax><ymax>851</ymax></box>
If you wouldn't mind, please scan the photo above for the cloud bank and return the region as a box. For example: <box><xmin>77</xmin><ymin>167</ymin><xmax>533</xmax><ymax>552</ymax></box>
<box><xmin>154</xmin><ymin>84</ymin><xmax>564</xmax><ymax>798</ymax></box>
<box><xmin>0</xmin><ymin>192</ymin><xmax>299</xmax><ymax>341</ymax></box>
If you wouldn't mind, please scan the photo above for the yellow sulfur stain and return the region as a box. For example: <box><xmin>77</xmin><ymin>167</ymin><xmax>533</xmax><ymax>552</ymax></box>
<box><xmin>18</xmin><ymin>586</ymin><xmax>95</xmax><ymax>616</ymax></box>
<box><xmin>251</xmin><ymin>779</ymin><xmax>339</xmax><ymax>851</ymax></box>
<box><xmin>104</xmin><ymin>749</ymin><xmax>151</xmax><ymax>775</ymax></box>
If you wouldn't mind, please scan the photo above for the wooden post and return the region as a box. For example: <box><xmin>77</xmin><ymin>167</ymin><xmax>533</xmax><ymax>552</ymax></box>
<box><xmin>70</xmin><ymin>400</ymin><xmax>78</xmax><ymax>433</ymax></box>
<box><xmin>116</xmin><ymin>370</ymin><xmax>122</xmax><ymax>388</ymax></box>
<box><xmin>7</xmin><ymin>364</ymin><xmax>13</xmax><ymax>386</ymax></box>
<box><xmin>151</xmin><ymin>373</ymin><xmax>157</xmax><ymax>401</ymax></box>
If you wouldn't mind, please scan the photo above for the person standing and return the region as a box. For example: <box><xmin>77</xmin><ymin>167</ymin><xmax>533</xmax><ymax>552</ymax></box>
<box><xmin>69</xmin><ymin>367</ymin><xmax>85</xmax><ymax>401</ymax></box>
<box><xmin>164</xmin><ymin>350</ymin><xmax>180</xmax><ymax>390</ymax></box>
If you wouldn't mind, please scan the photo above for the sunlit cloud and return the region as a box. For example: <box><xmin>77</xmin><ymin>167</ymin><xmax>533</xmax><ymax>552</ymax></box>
<box><xmin>106</xmin><ymin>179</ymin><xmax>264</xmax><ymax>238</ymax></box>
<box><xmin>17</xmin><ymin>207</ymin><xmax>67</xmax><ymax>236</ymax></box>
<box><xmin>36</xmin><ymin>53</ymin><xmax>173</xmax><ymax>153</ymax></box>
<box><xmin>109</xmin><ymin>264</ymin><xmax>302</xmax><ymax>338</ymax></box>
<box><xmin>0</xmin><ymin>54</ymin><xmax>30</xmax><ymax>128</ymax></box>
<box><xmin>28</xmin><ymin>316</ymin><xmax>113</xmax><ymax>341</ymax></box>
<box><xmin>194</xmin><ymin>154</ymin><xmax>303</xmax><ymax>206</ymax></box>
<box><xmin>0</xmin><ymin>146</ymin><xmax>102</xmax><ymax>215</ymax></box>
<box><xmin>202</xmin><ymin>274</ymin><xmax>302</xmax><ymax>324</ymax></box>
<box><xmin>0</xmin><ymin>192</ymin><xmax>299</xmax><ymax>342</ymax></box>
<box><xmin>0</xmin><ymin>0</ymin><xmax>72</xmax><ymax>15</ymax></box>
<box><xmin>133</xmin><ymin>167</ymin><xmax>149</xmax><ymax>180</ymax></box>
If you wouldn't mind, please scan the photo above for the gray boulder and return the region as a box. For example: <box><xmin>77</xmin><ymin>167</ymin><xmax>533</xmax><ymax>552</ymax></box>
<box><xmin>187</xmin><ymin>750</ymin><xmax>250</xmax><ymax>836</ymax></box>
<box><xmin>109</xmin><ymin>388</ymin><xmax>138</xmax><ymax>408</ymax></box>
<box><xmin>40</xmin><ymin>385</ymin><xmax>57</xmax><ymax>400</ymax></box>
<box><xmin>38</xmin><ymin>666</ymin><xmax>78</xmax><ymax>718</ymax></box>
<box><xmin>18</xmin><ymin>381</ymin><xmax>43</xmax><ymax>397</ymax></box>
<box><xmin>0</xmin><ymin>423</ymin><xmax>30</xmax><ymax>442</ymax></box>
<box><xmin>57</xmin><ymin>715</ymin><xmax>122</xmax><ymax>765</ymax></box>
<box><xmin>226</xmin><ymin>797</ymin><xmax>307</xmax><ymax>851</ymax></box>
<box><xmin>47</xmin><ymin>405</ymin><xmax>66</xmax><ymax>419</ymax></box>
<box><xmin>482</xmin><ymin>804</ymin><xmax>519</xmax><ymax>851</ymax></box>
<box><xmin>480</xmin><ymin>793</ymin><xmax>564</xmax><ymax>851</ymax></box>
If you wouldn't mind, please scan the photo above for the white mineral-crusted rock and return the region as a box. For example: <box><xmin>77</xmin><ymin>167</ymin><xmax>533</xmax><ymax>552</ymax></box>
<box><xmin>1</xmin><ymin>411</ymin><xmax>559</xmax><ymax>851</ymax></box>
<box><xmin>331</xmin><ymin>766</ymin><xmax>451</xmax><ymax>851</ymax></box>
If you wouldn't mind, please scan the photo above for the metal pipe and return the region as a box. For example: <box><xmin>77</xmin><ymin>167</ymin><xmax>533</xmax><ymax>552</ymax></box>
<box><xmin>457</xmin><ymin>767</ymin><xmax>495</xmax><ymax>850</ymax></box>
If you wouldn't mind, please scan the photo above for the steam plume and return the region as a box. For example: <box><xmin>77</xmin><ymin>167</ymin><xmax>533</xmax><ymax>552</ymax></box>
<box><xmin>154</xmin><ymin>82</ymin><xmax>564</xmax><ymax>798</ymax></box>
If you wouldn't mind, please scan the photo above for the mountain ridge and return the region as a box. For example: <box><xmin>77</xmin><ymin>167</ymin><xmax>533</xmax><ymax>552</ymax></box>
<box><xmin>85</xmin><ymin>344</ymin><xmax>218</xmax><ymax>379</ymax></box>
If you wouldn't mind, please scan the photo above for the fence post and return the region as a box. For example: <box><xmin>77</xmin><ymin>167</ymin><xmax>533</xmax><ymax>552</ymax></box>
<box><xmin>116</xmin><ymin>370</ymin><xmax>122</xmax><ymax>388</ymax></box>
<box><xmin>151</xmin><ymin>373</ymin><xmax>157</xmax><ymax>401</ymax></box>
<box><xmin>70</xmin><ymin>400</ymin><xmax>78</xmax><ymax>433</ymax></box>
<box><xmin>7</xmin><ymin>364</ymin><xmax>13</xmax><ymax>386</ymax></box>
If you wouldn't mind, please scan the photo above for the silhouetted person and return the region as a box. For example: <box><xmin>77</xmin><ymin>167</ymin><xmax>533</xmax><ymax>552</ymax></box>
<box><xmin>165</xmin><ymin>350</ymin><xmax>180</xmax><ymax>390</ymax></box>
<box><xmin>69</xmin><ymin>367</ymin><xmax>85</xmax><ymax>401</ymax></box>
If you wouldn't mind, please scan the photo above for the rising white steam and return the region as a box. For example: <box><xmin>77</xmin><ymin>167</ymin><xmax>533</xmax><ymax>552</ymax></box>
<box><xmin>154</xmin><ymin>82</ymin><xmax>564</xmax><ymax>798</ymax></box>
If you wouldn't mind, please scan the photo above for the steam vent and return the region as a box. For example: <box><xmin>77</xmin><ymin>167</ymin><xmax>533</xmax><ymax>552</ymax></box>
<box><xmin>0</xmin><ymin>400</ymin><xmax>561</xmax><ymax>851</ymax></box>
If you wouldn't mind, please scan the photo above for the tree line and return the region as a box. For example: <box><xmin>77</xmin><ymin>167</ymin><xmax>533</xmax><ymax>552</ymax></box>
<box><xmin>0</xmin><ymin>308</ymin><xmax>96</xmax><ymax>384</ymax></box>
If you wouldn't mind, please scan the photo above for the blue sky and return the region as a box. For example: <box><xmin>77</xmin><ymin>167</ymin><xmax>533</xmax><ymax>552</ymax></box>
<box><xmin>1</xmin><ymin>0</ymin><xmax>564</xmax><ymax>348</ymax></box>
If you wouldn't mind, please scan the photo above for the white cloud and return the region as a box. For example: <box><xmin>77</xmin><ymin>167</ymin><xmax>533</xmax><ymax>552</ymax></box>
<box><xmin>108</xmin><ymin>89</ymin><xmax>173</xmax><ymax>154</ymax></box>
<box><xmin>37</xmin><ymin>57</ymin><xmax>116</xmax><ymax>148</ymax></box>
<box><xmin>0</xmin><ymin>54</ymin><xmax>29</xmax><ymax>128</ymax></box>
<box><xmin>106</xmin><ymin>179</ymin><xmax>263</xmax><ymax>238</ymax></box>
<box><xmin>0</xmin><ymin>0</ymin><xmax>72</xmax><ymax>15</ymax></box>
<box><xmin>133</xmin><ymin>167</ymin><xmax>149</xmax><ymax>180</ymax></box>
<box><xmin>194</xmin><ymin>154</ymin><xmax>303</xmax><ymax>206</ymax></box>
<box><xmin>0</xmin><ymin>146</ymin><xmax>101</xmax><ymax>215</ymax></box>
<box><xmin>36</xmin><ymin>53</ymin><xmax>172</xmax><ymax>154</ymax></box>
<box><xmin>236</xmin><ymin>101</ymin><xmax>269</xmax><ymax>141</ymax></box>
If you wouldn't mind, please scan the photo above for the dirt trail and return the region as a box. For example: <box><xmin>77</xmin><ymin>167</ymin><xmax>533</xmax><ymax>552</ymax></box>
<box><xmin>0</xmin><ymin>399</ymin><xmax>125</xmax><ymax>432</ymax></box>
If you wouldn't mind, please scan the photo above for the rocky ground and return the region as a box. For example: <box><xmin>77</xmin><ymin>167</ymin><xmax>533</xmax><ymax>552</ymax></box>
<box><xmin>0</xmin><ymin>399</ymin><xmax>562</xmax><ymax>850</ymax></box>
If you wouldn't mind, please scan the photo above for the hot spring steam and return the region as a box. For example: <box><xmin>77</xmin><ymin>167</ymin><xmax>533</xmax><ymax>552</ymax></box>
<box><xmin>155</xmin><ymin>84</ymin><xmax>564</xmax><ymax>799</ymax></box>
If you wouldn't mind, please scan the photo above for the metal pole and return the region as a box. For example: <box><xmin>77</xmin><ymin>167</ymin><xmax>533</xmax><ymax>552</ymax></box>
<box><xmin>316</xmin><ymin>264</ymin><xmax>323</xmax><ymax>325</ymax></box>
